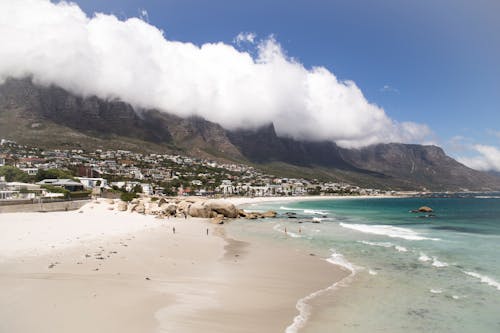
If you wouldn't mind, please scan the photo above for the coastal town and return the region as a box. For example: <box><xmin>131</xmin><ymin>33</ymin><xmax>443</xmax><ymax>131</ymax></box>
<box><xmin>0</xmin><ymin>138</ymin><xmax>391</xmax><ymax>203</ymax></box>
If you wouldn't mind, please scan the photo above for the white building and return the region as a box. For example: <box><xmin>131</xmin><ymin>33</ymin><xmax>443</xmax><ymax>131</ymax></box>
<box><xmin>1</xmin><ymin>182</ymin><xmax>42</xmax><ymax>200</ymax></box>
<box><xmin>76</xmin><ymin>177</ymin><xmax>108</xmax><ymax>189</ymax></box>
<box><xmin>140</xmin><ymin>183</ymin><xmax>154</xmax><ymax>195</ymax></box>
<box><xmin>20</xmin><ymin>167</ymin><xmax>38</xmax><ymax>176</ymax></box>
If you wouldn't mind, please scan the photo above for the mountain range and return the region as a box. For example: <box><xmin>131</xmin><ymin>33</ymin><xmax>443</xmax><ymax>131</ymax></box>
<box><xmin>1</xmin><ymin>77</ymin><xmax>498</xmax><ymax>191</ymax></box>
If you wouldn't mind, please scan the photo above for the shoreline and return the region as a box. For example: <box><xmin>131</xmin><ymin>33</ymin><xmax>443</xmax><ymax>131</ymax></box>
<box><xmin>0</xmin><ymin>198</ymin><xmax>347</xmax><ymax>332</ymax></box>
<box><xmin>226</xmin><ymin>194</ymin><xmax>406</xmax><ymax>207</ymax></box>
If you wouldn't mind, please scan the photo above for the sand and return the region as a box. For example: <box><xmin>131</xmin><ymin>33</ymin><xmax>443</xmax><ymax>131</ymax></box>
<box><xmin>0</xmin><ymin>198</ymin><xmax>346</xmax><ymax>333</ymax></box>
<box><xmin>226</xmin><ymin>194</ymin><xmax>400</xmax><ymax>207</ymax></box>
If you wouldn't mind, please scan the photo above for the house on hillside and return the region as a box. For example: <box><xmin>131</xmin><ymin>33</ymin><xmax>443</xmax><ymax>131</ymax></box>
<box><xmin>20</xmin><ymin>167</ymin><xmax>38</xmax><ymax>176</ymax></box>
<box><xmin>37</xmin><ymin>179</ymin><xmax>84</xmax><ymax>192</ymax></box>
<box><xmin>76</xmin><ymin>177</ymin><xmax>108</xmax><ymax>190</ymax></box>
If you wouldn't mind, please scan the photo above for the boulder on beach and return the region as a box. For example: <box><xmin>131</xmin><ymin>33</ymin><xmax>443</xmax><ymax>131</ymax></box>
<box><xmin>205</xmin><ymin>200</ymin><xmax>238</xmax><ymax>218</ymax></box>
<box><xmin>188</xmin><ymin>202</ymin><xmax>212</xmax><ymax>218</ymax></box>
<box><xmin>238</xmin><ymin>209</ymin><xmax>278</xmax><ymax>219</ymax></box>
<box><xmin>132</xmin><ymin>203</ymin><xmax>145</xmax><ymax>214</ymax></box>
<box><xmin>177</xmin><ymin>201</ymin><xmax>191</xmax><ymax>213</ymax></box>
<box><xmin>117</xmin><ymin>201</ymin><xmax>128</xmax><ymax>211</ymax></box>
<box><xmin>163</xmin><ymin>204</ymin><xmax>177</xmax><ymax>216</ymax></box>
<box><xmin>146</xmin><ymin>202</ymin><xmax>160</xmax><ymax>214</ymax></box>
<box><xmin>261</xmin><ymin>210</ymin><xmax>277</xmax><ymax>218</ymax></box>
<box><xmin>212</xmin><ymin>214</ymin><xmax>225</xmax><ymax>224</ymax></box>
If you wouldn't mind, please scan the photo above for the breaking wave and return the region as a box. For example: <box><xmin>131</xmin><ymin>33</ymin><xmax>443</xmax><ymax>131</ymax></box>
<box><xmin>340</xmin><ymin>223</ymin><xmax>440</xmax><ymax>241</ymax></box>
<box><xmin>463</xmin><ymin>271</ymin><xmax>500</xmax><ymax>291</ymax></box>
<box><xmin>358</xmin><ymin>240</ymin><xmax>408</xmax><ymax>252</ymax></box>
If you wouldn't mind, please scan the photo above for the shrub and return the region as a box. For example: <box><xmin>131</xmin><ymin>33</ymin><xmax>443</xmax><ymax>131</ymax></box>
<box><xmin>120</xmin><ymin>191</ymin><xmax>137</xmax><ymax>202</ymax></box>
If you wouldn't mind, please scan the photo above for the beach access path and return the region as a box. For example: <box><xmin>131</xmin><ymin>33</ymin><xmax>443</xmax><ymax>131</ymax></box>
<box><xmin>0</xmin><ymin>198</ymin><xmax>345</xmax><ymax>333</ymax></box>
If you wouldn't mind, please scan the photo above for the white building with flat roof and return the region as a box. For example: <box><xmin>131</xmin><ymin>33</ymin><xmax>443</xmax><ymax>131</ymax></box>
<box><xmin>76</xmin><ymin>177</ymin><xmax>108</xmax><ymax>189</ymax></box>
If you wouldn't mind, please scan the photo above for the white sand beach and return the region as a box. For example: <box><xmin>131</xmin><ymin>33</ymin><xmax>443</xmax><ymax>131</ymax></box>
<box><xmin>0</xmin><ymin>198</ymin><xmax>346</xmax><ymax>333</ymax></box>
<box><xmin>226</xmin><ymin>194</ymin><xmax>400</xmax><ymax>207</ymax></box>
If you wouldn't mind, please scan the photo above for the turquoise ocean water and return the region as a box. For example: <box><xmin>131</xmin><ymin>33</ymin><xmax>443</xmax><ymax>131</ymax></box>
<box><xmin>229</xmin><ymin>195</ymin><xmax>500</xmax><ymax>332</ymax></box>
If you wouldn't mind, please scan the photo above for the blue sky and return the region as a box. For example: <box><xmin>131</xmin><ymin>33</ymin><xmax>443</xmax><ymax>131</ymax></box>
<box><xmin>43</xmin><ymin>1</ymin><xmax>500</xmax><ymax>168</ymax></box>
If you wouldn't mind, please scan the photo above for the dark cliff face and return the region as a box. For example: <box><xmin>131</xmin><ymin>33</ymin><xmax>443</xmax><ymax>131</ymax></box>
<box><xmin>1</xmin><ymin>77</ymin><xmax>499</xmax><ymax>190</ymax></box>
<box><xmin>0</xmin><ymin>77</ymin><xmax>172</xmax><ymax>143</ymax></box>
<box><xmin>227</xmin><ymin>124</ymin><xmax>500</xmax><ymax>190</ymax></box>
<box><xmin>339</xmin><ymin>143</ymin><xmax>500</xmax><ymax>190</ymax></box>
<box><xmin>157</xmin><ymin>114</ymin><xmax>243</xmax><ymax>158</ymax></box>
<box><xmin>0</xmin><ymin>78</ymin><xmax>241</xmax><ymax>158</ymax></box>
<box><xmin>226</xmin><ymin>124</ymin><xmax>376</xmax><ymax>173</ymax></box>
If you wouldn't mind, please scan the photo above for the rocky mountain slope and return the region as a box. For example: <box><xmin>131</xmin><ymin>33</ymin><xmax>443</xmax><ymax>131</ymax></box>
<box><xmin>1</xmin><ymin>77</ymin><xmax>498</xmax><ymax>191</ymax></box>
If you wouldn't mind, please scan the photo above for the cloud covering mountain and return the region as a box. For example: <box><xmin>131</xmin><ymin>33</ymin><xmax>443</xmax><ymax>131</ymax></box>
<box><xmin>0</xmin><ymin>0</ymin><xmax>432</xmax><ymax>148</ymax></box>
<box><xmin>458</xmin><ymin>145</ymin><xmax>500</xmax><ymax>172</ymax></box>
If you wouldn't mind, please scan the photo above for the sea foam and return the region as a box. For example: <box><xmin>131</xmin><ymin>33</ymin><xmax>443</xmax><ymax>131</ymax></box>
<box><xmin>341</xmin><ymin>223</ymin><xmax>440</xmax><ymax>241</ymax></box>
<box><xmin>418</xmin><ymin>252</ymin><xmax>431</xmax><ymax>262</ymax></box>
<box><xmin>431</xmin><ymin>257</ymin><xmax>449</xmax><ymax>268</ymax></box>
<box><xmin>279</xmin><ymin>206</ymin><xmax>303</xmax><ymax>211</ymax></box>
<box><xmin>279</xmin><ymin>207</ymin><xmax>328</xmax><ymax>216</ymax></box>
<box><xmin>304</xmin><ymin>209</ymin><xmax>327</xmax><ymax>215</ymax></box>
<box><xmin>285</xmin><ymin>249</ymin><xmax>359</xmax><ymax>333</ymax></box>
<box><xmin>359</xmin><ymin>240</ymin><xmax>408</xmax><ymax>252</ymax></box>
<box><xmin>463</xmin><ymin>271</ymin><xmax>500</xmax><ymax>291</ymax></box>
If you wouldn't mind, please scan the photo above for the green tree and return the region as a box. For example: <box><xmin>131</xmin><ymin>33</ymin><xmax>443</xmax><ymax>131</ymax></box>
<box><xmin>35</xmin><ymin>169</ymin><xmax>75</xmax><ymax>182</ymax></box>
<box><xmin>0</xmin><ymin>166</ymin><xmax>32</xmax><ymax>182</ymax></box>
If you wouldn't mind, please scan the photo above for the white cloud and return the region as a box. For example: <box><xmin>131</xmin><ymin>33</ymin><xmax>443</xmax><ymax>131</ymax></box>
<box><xmin>458</xmin><ymin>145</ymin><xmax>500</xmax><ymax>172</ymax></box>
<box><xmin>234</xmin><ymin>32</ymin><xmax>256</xmax><ymax>45</ymax></box>
<box><xmin>0</xmin><ymin>0</ymin><xmax>432</xmax><ymax>148</ymax></box>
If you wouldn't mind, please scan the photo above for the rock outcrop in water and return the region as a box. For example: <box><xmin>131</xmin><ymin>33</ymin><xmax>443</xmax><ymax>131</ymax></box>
<box><xmin>411</xmin><ymin>206</ymin><xmax>433</xmax><ymax>213</ymax></box>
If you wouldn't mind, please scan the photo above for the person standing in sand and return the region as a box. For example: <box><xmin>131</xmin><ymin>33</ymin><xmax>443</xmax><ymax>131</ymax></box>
<box><xmin>173</xmin><ymin>226</ymin><xmax>176</xmax><ymax>234</ymax></box>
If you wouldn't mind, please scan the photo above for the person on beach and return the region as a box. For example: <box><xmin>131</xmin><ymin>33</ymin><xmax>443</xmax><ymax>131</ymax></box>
<box><xmin>173</xmin><ymin>227</ymin><xmax>176</xmax><ymax>234</ymax></box>
<box><xmin>284</xmin><ymin>227</ymin><xmax>287</xmax><ymax>234</ymax></box>
<box><xmin>206</xmin><ymin>228</ymin><xmax>209</xmax><ymax>235</ymax></box>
